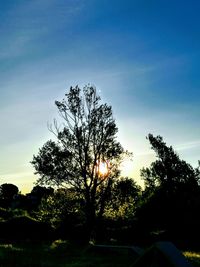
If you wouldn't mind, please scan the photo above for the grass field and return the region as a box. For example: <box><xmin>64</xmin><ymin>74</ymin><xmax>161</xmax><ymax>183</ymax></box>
<box><xmin>0</xmin><ymin>240</ymin><xmax>137</xmax><ymax>267</ymax></box>
<box><xmin>0</xmin><ymin>239</ymin><xmax>199</xmax><ymax>267</ymax></box>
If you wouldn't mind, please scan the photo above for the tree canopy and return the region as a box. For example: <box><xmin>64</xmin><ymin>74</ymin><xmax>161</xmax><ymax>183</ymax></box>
<box><xmin>141</xmin><ymin>134</ymin><xmax>199</xmax><ymax>193</ymax></box>
<box><xmin>0</xmin><ymin>183</ymin><xmax>19</xmax><ymax>200</ymax></box>
<box><xmin>137</xmin><ymin>134</ymin><xmax>200</xmax><ymax>239</ymax></box>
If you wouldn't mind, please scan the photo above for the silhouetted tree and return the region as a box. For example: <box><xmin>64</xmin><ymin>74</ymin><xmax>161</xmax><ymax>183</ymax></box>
<box><xmin>113</xmin><ymin>177</ymin><xmax>141</xmax><ymax>204</ymax></box>
<box><xmin>31</xmin><ymin>185</ymin><xmax>54</xmax><ymax>197</ymax></box>
<box><xmin>37</xmin><ymin>188</ymin><xmax>83</xmax><ymax>230</ymax></box>
<box><xmin>141</xmin><ymin>134</ymin><xmax>199</xmax><ymax>193</ymax></box>
<box><xmin>104</xmin><ymin>177</ymin><xmax>141</xmax><ymax>220</ymax></box>
<box><xmin>31</xmin><ymin>85</ymin><xmax>128</xmax><ymax>237</ymax></box>
<box><xmin>137</xmin><ymin>134</ymin><xmax>200</xmax><ymax>243</ymax></box>
<box><xmin>0</xmin><ymin>183</ymin><xmax>19</xmax><ymax>208</ymax></box>
<box><xmin>26</xmin><ymin>185</ymin><xmax>54</xmax><ymax>210</ymax></box>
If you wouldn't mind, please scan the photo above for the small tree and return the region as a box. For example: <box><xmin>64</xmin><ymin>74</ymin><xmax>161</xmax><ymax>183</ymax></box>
<box><xmin>104</xmin><ymin>177</ymin><xmax>141</xmax><ymax>220</ymax></box>
<box><xmin>31</xmin><ymin>85</ymin><xmax>128</xmax><ymax>237</ymax></box>
<box><xmin>37</xmin><ymin>188</ymin><xmax>82</xmax><ymax>228</ymax></box>
<box><xmin>27</xmin><ymin>185</ymin><xmax>54</xmax><ymax>211</ymax></box>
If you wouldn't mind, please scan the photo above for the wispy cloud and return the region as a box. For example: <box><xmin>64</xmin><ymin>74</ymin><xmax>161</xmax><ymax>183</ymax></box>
<box><xmin>133</xmin><ymin>140</ymin><xmax>200</xmax><ymax>157</ymax></box>
<box><xmin>135</xmin><ymin>150</ymin><xmax>154</xmax><ymax>157</ymax></box>
<box><xmin>175</xmin><ymin>140</ymin><xmax>200</xmax><ymax>151</ymax></box>
<box><xmin>0</xmin><ymin>0</ymin><xmax>85</xmax><ymax>60</ymax></box>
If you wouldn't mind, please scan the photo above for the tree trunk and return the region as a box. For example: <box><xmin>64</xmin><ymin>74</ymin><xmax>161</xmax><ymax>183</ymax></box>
<box><xmin>85</xmin><ymin>201</ymin><xmax>96</xmax><ymax>241</ymax></box>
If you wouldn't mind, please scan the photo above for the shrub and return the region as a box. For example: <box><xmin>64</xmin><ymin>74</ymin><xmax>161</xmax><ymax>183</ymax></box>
<box><xmin>0</xmin><ymin>215</ymin><xmax>52</xmax><ymax>240</ymax></box>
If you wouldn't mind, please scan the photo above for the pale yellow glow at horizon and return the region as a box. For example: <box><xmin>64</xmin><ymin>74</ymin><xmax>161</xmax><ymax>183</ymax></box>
<box><xmin>120</xmin><ymin>159</ymin><xmax>134</xmax><ymax>177</ymax></box>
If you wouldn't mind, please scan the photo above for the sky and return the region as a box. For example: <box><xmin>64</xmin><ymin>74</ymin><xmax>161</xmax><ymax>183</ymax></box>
<box><xmin>0</xmin><ymin>0</ymin><xmax>200</xmax><ymax>193</ymax></box>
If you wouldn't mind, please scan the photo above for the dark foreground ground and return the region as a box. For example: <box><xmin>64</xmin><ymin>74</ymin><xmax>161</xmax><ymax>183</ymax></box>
<box><xmin>0</xmin><ymin>240</ymin><xmax>199</xmax><ymax>267</ymax></box>
<box><xmin>0</xmin><ymin>240</ymin><xmax>136</xmax><ymax>267</ymax></box>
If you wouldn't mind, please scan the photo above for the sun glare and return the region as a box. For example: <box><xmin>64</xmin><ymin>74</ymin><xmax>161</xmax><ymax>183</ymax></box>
<box><xmin>98</xmin><ymin>161</ymin><xmax>108</xmax><ymax>176</ymax></box>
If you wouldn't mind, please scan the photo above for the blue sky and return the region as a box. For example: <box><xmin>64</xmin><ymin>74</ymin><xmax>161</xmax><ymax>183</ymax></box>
<box><xmin>0</xmin><ymin>0</ymin><xmax>200</xmax><ymax>192</ymax></box>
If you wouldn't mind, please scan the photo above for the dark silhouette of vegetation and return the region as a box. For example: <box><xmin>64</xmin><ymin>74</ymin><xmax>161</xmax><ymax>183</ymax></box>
<box><xmin>141</xmin><ymin>134</ymin><xmax>199</xmax><ymax>193</ymax></box>
<box><xmin>136</xmin><ymin>134</ymin><xmax>200</xmax><ymax>248</ymax></box>
<box><xmin>104</xmin><ymin>177</ymin><xmax>141</xmax><ymax>220</ymax></box>
<box><xmin>0</xmin><ymin>88</ymin><xmax>200</xmax><ymax>254</ymax></box>
<box><xmin>31</xmin><ymin>85</ymin><xmax>129</xmax><ymax>238</ymax></box>
<box><xmin>26</xmin><ymin>185</ymin><xmax>54</xmax><ymax>211</ymax></box>
<box><xmin>0</xmin><ymin>183</ymin><xmax>19</xmax><ymax>208</ymax></box>
<box><xmin>37</xmin><ymin>187</ymin><xmax>84</xmax><ymax>239</ymax></box>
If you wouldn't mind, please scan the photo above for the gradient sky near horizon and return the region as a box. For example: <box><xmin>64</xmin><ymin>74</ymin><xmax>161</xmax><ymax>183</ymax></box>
<box><xmin>0</xmin><ymin>0</ymin><xmax>200</xmax><ymax>193</ymax></box>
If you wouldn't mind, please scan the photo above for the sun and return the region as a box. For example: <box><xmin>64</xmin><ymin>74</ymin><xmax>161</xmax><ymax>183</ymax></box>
<box><xmin>97</xmin><ymin>161</ymin><xmax>108</xmax><ymax>176</ymax></box>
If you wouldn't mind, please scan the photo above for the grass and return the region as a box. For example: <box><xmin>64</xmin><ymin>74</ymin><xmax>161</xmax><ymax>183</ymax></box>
<box><xmin>0</xmin><ymin>239</ymin><xmax>199</xmax><ymax>267</ymax></box>
<box><xmin>184</xmin><ymin>251</ymin><xmax>200</xmax><ymax>267</ymax></box>
<box><xmin>0</xmin><ymin>240</ymin><xmax>137</xmax><ymax>267</ymax></box>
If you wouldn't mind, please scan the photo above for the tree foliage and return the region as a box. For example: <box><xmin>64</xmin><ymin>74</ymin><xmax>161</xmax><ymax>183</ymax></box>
<box><xmin>31</xmin><ymin>85</ymin><xmax>128</xmax><ymax>233</ymax></box>
<box><xmin>0</xmin><ymin>183</ymin><xmax>19</xmax><ymax>200</ymax></box>
<box><xmin>141</xmin><ymin>134</ymin><xmax>199</xmax><ymax>193</ymax></box>
<box><xmin>137</xmin><ymin>134</ymin><xmax>200</xmax><ymax>238</ymax></box>
<box><xmin>104</xmin><ymin>177</ymin><xmax>141</xmax><ymax>220</ymax></box>
<box><xmin>0</xmin><ymin>183</ymin><xmax>19</xmax><ymax>208</ymax></box>
<box><xmin>37</xmin><ymin>188</ymin><xmax>83</xmax><ymax>229</ymax></box>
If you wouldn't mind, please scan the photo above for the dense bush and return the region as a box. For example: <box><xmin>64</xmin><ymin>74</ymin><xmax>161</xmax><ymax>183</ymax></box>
<box><xmin>0</xmin><ymin>207</ymin><xmax>12</xmax><ymax>220</ymax></box>
<box><xmin>0</xmin><ymin>215</ymin><xmax>52</xmax><ymax>240</ymax></box>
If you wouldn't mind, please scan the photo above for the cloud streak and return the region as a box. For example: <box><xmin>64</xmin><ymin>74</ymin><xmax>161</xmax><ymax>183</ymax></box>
<box><xmin>175</xmin><ymin>140</ymin><xmax>200</xmax><ymax>152</ymax></box>
<box><xmin>0</xmin><ymin>0</ymin><xmax>85</xmax><ymax>60</ymax></box>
